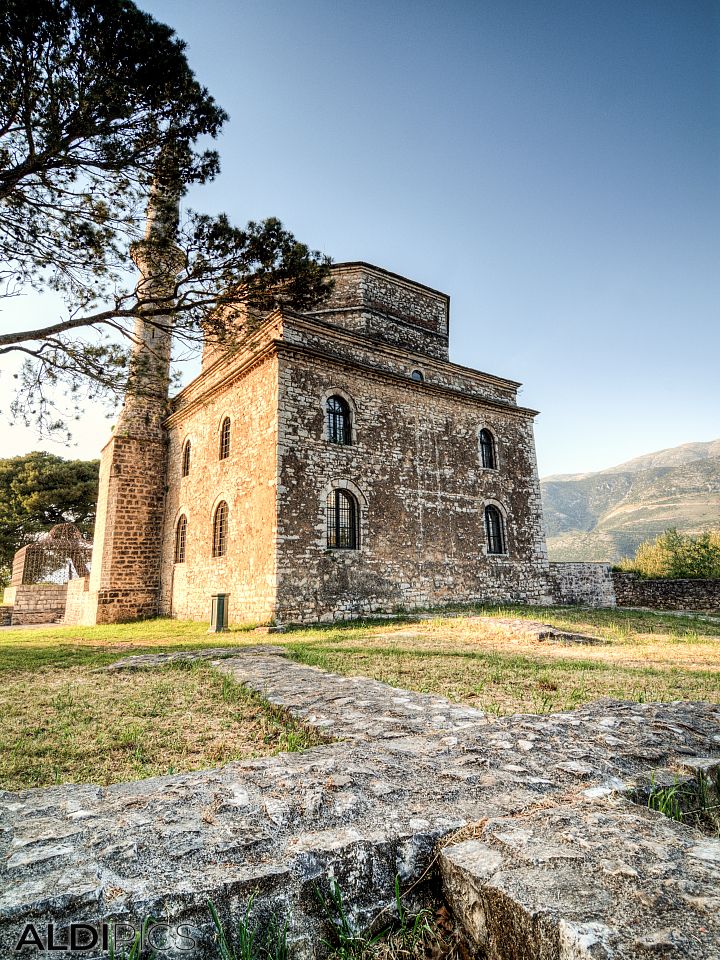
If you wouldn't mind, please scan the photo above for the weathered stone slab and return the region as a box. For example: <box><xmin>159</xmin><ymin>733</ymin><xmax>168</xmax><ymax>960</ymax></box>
<box><xmin>441</xmin><ymin>800</ymin><xmax>720</xmax><ymax>959</ymax></box>
<box><xmin>213</xmin><ymin>650</ymin><xmax>488</xmax><ymax>740</ymax></box>
<box><xmin>1</xmin><ymin>647</ymin><xmax>718</xmax><ymax>958</ymax></box>
<box><xmin>460</xmin><ymin>615</ymin><xmax>605</xmax><ymax>645</ymax></box>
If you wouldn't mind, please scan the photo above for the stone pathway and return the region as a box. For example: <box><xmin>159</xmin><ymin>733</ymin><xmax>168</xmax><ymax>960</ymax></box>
<box><xmin>215</xmin><ymin>649</ymin><xmax>488</xmax><ymax>741</ymax></box>
<box><xmin>1</xmin><ymin>646</ymin><xmax>719</xmax><ymax>959</ymax></box>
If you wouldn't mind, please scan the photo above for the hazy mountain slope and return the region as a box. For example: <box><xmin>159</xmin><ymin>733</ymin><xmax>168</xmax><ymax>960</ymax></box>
<box><xmin>541</xmin><ymin>440</ymin><xmax>720</xmax><ymax>562</ymax></box>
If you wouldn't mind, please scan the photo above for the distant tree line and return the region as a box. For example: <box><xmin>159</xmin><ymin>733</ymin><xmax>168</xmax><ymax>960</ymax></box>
<box><xmin>0</xmin><ymin>452</ymin><xmax>99</xmax><ymax>587</ymax></box>
<box><xmin>617</xmin><ymin>528</ymin><xmax>720</xmax><ymax>580</ymax></box>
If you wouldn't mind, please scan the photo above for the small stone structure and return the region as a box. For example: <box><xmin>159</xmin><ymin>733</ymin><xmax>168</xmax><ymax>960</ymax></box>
<box><xmin>2</xmin><ymin>524</ymin><xmax>92</xmax><ymax>626</ymax></box>
<box><xmin>612</xmin><ymin>571</ymin><xmax>720</xmax><ymax>612</ymax></box>
<box><xmin>10</xmin><ymin>523</ymin><xmax>91</xmax><ymax>587</ymax></box>
<box><xmin>1</xmin><ymin>583</ymin><xmax>68</xmax><ymax>626</ymax></box>
<box><xmin>1</xmin><ymin>648</ymin><xmax>718</xmax><ymax>958</ymax></box>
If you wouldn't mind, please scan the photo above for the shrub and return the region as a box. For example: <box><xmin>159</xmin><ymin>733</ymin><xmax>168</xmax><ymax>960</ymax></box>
<box><xmin>617</xmin><ymin>529</ymin><xmax>720</xmax><ymax>579</ymax></box>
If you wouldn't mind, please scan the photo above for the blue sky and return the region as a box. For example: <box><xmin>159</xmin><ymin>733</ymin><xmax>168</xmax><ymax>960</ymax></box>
<box><xmin>1</xmin><ymin>0</ymin><xmax>718</xmax><ymax>475</ymax></box>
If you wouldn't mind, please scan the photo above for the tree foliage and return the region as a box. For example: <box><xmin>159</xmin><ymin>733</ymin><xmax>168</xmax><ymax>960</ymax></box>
<box><xmin>0</xmin><ymin>0</ymin><xmax>331</xmax><ymax>434</ymax></box>
<box><xmin>618</xmin><ymin>528</ymin><xmax>720</xmax><ymax>580</ymax></box>
<box><xmin>0</xmin><ymin>452</ymin><xmax>99</xmax><ymax>586</ymax></box>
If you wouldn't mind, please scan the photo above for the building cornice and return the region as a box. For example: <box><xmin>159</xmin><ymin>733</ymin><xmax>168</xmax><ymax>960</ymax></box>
<box><xmin>164</xmin><ymin>341</ymin><xmax>278</xmax><ymax>428</ymax></box>
<box><xmin>331</xmin><ymin>261</ymin><xmax>450</xmax><ymax>304</ymax></box>
<box><xmin>274</xmin><ymin>338</ymin><xmax>540</xmax><ymax>420</ymax></box>
<box><xmin>284</xmin><ymin>308</ymin><xmax>522</xmax><ymax>392</ymax></box>
<box><xmin>165</xmin><ymin>305</ymin><xmax>538</xmax><ymax>428</ymax></box>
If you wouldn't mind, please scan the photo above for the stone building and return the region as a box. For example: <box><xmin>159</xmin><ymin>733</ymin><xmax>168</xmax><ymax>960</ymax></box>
<box><xmin>68</xmin><ymin>254</ymin><xmax>552</xmax><ymax>626</ymax></box>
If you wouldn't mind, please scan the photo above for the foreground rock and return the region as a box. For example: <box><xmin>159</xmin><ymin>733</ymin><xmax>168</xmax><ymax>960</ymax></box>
<box><xmin>1</xmin><ymin>647</ymin><xmax>718</xmax><ymax>958</ymax></box>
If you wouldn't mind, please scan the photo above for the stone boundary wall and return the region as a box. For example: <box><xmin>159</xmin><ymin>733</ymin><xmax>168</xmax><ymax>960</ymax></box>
<box><xmin>547</xmin><ymin>561</ymin><xmax>617</xmax><ymax>607</ymax></box>
<box><xmin>612</xmin><ymin>571</ymin><xmax>720</xmax><ymax>612</ymax></box>
<box><xmin>6</xmin><ymin>583</ymin><xmax>68</xmax><ymax>625</ymax></box>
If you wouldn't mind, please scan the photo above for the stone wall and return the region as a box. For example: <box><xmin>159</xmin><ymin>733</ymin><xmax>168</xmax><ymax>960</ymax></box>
<box><xmin>612</xmin><ymin>571</ymin><xmax>720</xmax><ymax>612</ymax></box>
<box><xmin>2</xmin><ymin>648</ymin><xmax>719</xmax><ymax>959</ymax></box>
<box><xmin>547</xmin><ymin>561</ymin><xmax>617</xmax><ymax>608</ymax></box>
<box><xmin>10</xmin><ymin>547</ymin><xmax>27</xmax><ymax>586</ymax></box>
<box><xmin>310</xmin><ymin>263</ymin><xmax>451</xmax><ymax>360</ymax></box>
<box><xmin>6</xmin><ymin>583</ymin><xmax>68</xmax><ymax>625</ymax></box>
<box><xmin>275</xmin><ymin>343</ymin><xmax>550</xmax><ymax>623</ymax></box>
<box><xmin>159</xmin><ymin>355</ymin><xmax>279</xmax><ymax>624</ymax></box>
<box><xmin>282</xmin><ymin>313</ymin><xmax>519</xmax><ymax>406</ymax></box>
<box><xmin>84</xmin><ymin>431</ymin><xmax>168</xmax><ymax>624</ymax></box>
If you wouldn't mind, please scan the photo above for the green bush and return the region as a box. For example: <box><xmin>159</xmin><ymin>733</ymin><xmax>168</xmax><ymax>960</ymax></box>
<box><xmin>617</xmin><ymin>528</ymin><xmax>720</xmax><ymax>579</ymax></box>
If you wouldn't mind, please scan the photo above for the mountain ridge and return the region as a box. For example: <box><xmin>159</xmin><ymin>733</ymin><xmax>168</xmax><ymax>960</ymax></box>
<box><xmin>540</xmin><ymin>439</ymin><xmax>720</xmax><ymax>562</ymax></box>
<box><xmin>543</xmin><ymin>439</ymin><xmax>720</xmax><ymax>483</ymax></box>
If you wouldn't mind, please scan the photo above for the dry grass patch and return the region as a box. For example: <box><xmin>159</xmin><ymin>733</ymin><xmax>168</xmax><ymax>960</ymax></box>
<box><xmin>285</xmin><ymin>605</ymin><xmax>720</xmax><ymax>714</ymax></box>
<box><xmin>288</xmin><ymin>645</ymin><xmax>719</xmax><ymax>715</ymax></box>
<box><xmin>1</xmin><ymin>605</ymin><xmax>717</xmax><ymax>789</ymax></box>
<box><xmin>0</xmin><ymin>662</ymin><xmax>324</xmax><ymax>791</ymax></box>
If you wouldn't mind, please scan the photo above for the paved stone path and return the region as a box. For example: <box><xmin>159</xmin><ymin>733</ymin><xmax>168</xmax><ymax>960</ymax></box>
<box><xmin>1</xmin><ymin>646</ymin><xmax>719</xmax><ymax>959</ymax></box>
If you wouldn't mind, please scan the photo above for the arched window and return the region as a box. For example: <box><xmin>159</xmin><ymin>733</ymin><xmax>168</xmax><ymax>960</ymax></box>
<box><xmin>219</xmin><ymin>418</ymin><xmax>231</xmax><ymax>460</ymax></box>
<box><xmin>327</xmin><ymin>489</ymin><xmax>358</xmax><ymax>549</ymax></box>
<box><xmin>174</xmin><ymin>515</ymin><xmax>187</xmax><ymax>563</ymax></box>
<box><xmin>479</xmin><ymin>429</ymin><xmax>496</xmax><ymax>469</ymax></box>
<box><xmin>411</xmin><ymin>369</ymin><xmax>424</xmax><ymax>383</ymax></box>
<box><xmin>181</xmin><ymin>440</ymin><xmax>191</xmax><ymax>477</ymax></box>
<box><xmin>484</xmin><ymin>505</ymin><xmax>506</xmax><ymax>555</ymax></box>
<box><xmin>326</xmin><ymin>396</ymin><xmax>351</xmax><ymax>445</ymax></box>
<box><xmin>212</xmin><ymin>501</ymin><xmax>228</xmax><ymax>557</ymax></box>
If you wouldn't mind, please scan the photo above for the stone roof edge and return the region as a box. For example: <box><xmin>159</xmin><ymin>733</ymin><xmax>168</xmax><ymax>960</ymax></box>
<box><xmin>308</xmin><ymin>304</ymin><xmax>448</xmax><ymax>343</ymax></box>
<box><xmin>274</xmin><ymin>338</ymin><xmax>540</xmax><ymax>420</ymax></box>
<box><xmin>165</xmin><ymin>307</ymin><xmax>537</xmax><ymax>426</ymax></box>
<box><xmin>165</xmin><ymin>340</ymin><xmax>278</xmax><ymax>427</ymax></box>
<box><xmin>331</xmin><ymin>261</ymin><xmax>450</xmax><ymax>304</ymax></box>
<box><xmin>283</xmin><ymin>308</ymin><xmax>523</xmax><ymax>391</ymax></box>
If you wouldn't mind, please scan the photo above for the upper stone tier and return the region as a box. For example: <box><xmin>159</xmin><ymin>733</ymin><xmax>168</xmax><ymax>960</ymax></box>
<box><xmin>306</xmin><ymin>262</ymin><xmax>450</xmax><ymax>361</ymax></box>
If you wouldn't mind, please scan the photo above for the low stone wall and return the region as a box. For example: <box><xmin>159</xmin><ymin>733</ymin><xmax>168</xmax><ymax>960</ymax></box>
<box><xmin>547</xmin><ymin>561</ymin><xmax>616</xmax><ymax>607</ymax></box>
<box><xmin>8</xmin><ymin>583</ymin><xmax>68</xmax><ymax>625</ymax></box>
<box><xmin>612</xmin><ymin>571</ymin><xmax>720</xmax><ymax>612</ymax></box>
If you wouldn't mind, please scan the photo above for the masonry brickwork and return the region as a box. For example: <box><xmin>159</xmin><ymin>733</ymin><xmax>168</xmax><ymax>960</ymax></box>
<box><xmin>612</xmin><ymin>571</ymin><xmax>720</xmax><ymax>612</ymax></box>
<box><xmin>150</xmin><ymin>263</ymin><xmax>550</xmax><ymax>625</ymax></box>
<box><xmin>65</xmin><ymin>249</ymin><xmax>554</xmax><ymax>626</ymax></box>
<box><xmin>159</xmin><ymin>352</ymin><xmax>279</xmax><ymax>623</ymax></box>
<box><xmin>63</xmin><ymin>576</ymin><xmax>90</xmax><ymax>626</ymax></box>
<box><xmin>3</xmin><ymin>584</ymin><xmax>68</xmax><ymax>625</ymax></box>
<box><xmin>74</xmin><ymin>187</ymin><xmax>180</xmax><ymax>625</ymax></box>
<box><xmin>16</xmin><ymin>245</ymin><xmax>715</xmax><ymax>626</ymax></box>
<box><xmin>547</xmin><ymin>561</ymin><xmax>617</xmax><ymax>608</ymax></box>
<box><xmin>314</xmin><ymin>262</ymin><xmax>451</xmax><ymax>360</ymax></box>
<box><xmin>274</xmin><ymin>324</ymin><xmax>549</xmax><ymax>622</ymax></box>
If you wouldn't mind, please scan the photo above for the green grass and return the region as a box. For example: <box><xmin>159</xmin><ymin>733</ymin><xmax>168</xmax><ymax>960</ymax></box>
<box><xmin>0</xmin><ymin>622</ymin><xmax>325</xmax><ymax>790</ymax></box>
<box><xmin>1</xmin><ymin>604</ymin><xmax>718</xmax><ymax>789</ymax></box>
